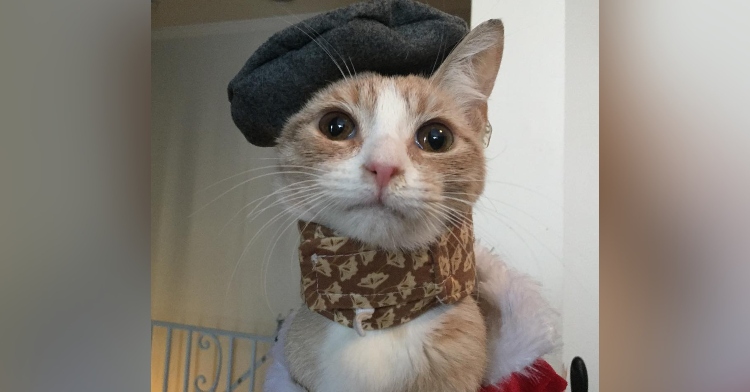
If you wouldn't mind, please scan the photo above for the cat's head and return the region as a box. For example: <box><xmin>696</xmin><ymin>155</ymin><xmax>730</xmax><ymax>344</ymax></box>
<box><xmin>275</xmin><ymin>20</ymin><xmax>504</xmax><ymax>250</ymax></box>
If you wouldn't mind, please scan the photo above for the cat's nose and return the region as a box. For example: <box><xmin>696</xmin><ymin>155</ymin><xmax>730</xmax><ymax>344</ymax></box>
<box><xmin>365</xmin><ymin>162</ymin><xmax>401</xmax><ymax>189</ymax></box>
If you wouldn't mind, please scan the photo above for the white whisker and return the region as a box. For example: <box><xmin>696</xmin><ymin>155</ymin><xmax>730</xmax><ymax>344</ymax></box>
<box><xmin>270</xmin><ymin>11</ymin><xmax>350</xmax><ymax>81</ymax></box>
<box><xmin>218</xmin><ymin>180</ymin><xmax>322</xmax><ymax>236</ymax></box>
<box><xmin>197</xmin><ymin>164</ymin><xmax>326</xmax><ymax>194</ymax></box>
<box><xmin>189</xmin><ymin>170</ymin><xmax>322</xmax><ymax>218</ymax></box>
<box><xmin>224</xmin><ymin>191</ymin><xmax>329</xmax><ymax>298</ymax></box>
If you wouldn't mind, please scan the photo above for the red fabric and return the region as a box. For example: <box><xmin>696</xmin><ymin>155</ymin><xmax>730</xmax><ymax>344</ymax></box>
<box><xmin>479</xmin><ymin>360</ymin><xmax>568</xmax><ymax>392</ymax></box>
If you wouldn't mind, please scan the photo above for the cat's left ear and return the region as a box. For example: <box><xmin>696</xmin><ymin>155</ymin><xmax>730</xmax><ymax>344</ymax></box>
<box><xmin>431</xmin><ymin>19</ymin><xmax>504</xmax><ymax>109</ymax></box>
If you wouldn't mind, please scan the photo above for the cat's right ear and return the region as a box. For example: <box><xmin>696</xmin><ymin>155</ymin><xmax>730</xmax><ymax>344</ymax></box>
<box><xmin>431</xmin><ymin>19</ymin><xmax>504</xmax><ymax>108</ymax></box>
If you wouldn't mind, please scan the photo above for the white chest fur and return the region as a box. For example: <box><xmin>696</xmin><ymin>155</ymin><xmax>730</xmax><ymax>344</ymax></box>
<box><xmin>315</xmin><ymin>306</ymin><xmax>448</xmax><ymax>392</ymax></box>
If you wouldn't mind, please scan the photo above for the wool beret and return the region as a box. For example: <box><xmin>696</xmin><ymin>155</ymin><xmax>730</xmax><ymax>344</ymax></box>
<box><xmin>227</xmin><ymin>0</ymin><xmax>469</xmax><ymax>147</ymax></box>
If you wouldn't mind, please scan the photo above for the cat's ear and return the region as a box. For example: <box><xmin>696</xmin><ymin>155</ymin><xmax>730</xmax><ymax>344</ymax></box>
<box><xmin>431</xmin><ymin>19</ymin><xmax>504</xmax><ymax>107</ymax></box>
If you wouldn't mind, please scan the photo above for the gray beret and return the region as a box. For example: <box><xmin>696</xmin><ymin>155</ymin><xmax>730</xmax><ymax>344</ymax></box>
<box><xmin>227</xmin><ymin>0</ymin><xmax>468</xmax><ymax>147</ymax></box>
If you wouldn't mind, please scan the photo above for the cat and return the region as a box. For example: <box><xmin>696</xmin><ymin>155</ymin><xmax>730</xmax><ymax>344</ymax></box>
<box><xmin>272</xmin><ymin>20</ymin><xmax>504</xmax><ymax>392</ymax></box>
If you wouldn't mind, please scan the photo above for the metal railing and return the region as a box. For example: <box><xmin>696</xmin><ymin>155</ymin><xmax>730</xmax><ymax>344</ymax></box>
<box><xmin>151</xmin><ymin>320</ymin><xmax>277</xmax><ymax>392</ymax></box>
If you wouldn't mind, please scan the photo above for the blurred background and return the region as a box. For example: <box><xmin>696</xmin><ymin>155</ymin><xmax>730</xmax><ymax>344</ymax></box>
<box><xmin>7</xmin><ymin>0</ymin><xmax>750</xmax><ymax>392</ymax></box>
<box><xmin>151</xmin><ymin>0</ymin><xmax>597</xmax><ymax>391</ymax></box>
<box><xmin>601</xmin><ymin>2</ymin><xmax>750</xmax><ymax>391</ymax></box>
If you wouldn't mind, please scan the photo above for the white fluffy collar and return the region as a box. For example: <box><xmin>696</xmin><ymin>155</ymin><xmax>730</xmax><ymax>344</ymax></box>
<box><xmin>263</xmin><ymin>244</ymin><xmax>561</xmax><ymax>391</ymax></box>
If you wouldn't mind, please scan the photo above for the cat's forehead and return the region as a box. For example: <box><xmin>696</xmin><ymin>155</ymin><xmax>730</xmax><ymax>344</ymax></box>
<box><xmin>314</xmin><ymin>74</ymin><xmax>460</xmax><ymax>123</ymax></box>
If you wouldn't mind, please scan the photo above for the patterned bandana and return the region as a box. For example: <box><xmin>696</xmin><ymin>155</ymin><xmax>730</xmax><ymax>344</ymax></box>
<box><xmin>297</xmin><ymin>216</ymin><xmax>476</xmax><ymax>333</ymax></box>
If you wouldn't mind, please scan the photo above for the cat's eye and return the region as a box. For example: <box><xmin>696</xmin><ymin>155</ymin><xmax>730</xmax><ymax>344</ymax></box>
<box><xmin>415</xmin><ymin>123</ymin><xmax>454</xmax><ymax>152</ymax></box>
<box><xmin>318</xmin><ymin>112</ymin><xmax>356</xmax><ymax>140</ymax></box>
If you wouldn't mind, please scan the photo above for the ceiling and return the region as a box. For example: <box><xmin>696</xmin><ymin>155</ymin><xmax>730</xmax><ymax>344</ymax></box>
<box><xmin>152</xmin><ymin>0</ymin><xmax>470</xmax><ymax>29</ymax></box>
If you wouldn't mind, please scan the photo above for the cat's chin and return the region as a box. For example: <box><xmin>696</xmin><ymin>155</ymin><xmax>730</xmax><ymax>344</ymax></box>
<box><xmin>298</xmin><ymin>206</ymin><xmax>446</xmax><ymax>251</ymax></box>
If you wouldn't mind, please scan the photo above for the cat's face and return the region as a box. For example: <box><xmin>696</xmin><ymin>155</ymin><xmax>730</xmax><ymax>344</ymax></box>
<box><xmin>274</xmin><ymin>21</ymin><xmax>504</xmax><ymax>250</ymax></box>
<box><xmin>276</xmin><ymin>74</ymin><xmax>485</xmax><ymax>249</ymax></box>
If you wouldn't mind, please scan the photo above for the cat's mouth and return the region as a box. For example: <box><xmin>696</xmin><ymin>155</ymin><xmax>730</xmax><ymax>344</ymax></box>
<box><xmin>344</xmin><ymin>201</ymin><xmax>408</xmax><ymax>219</ymax></box>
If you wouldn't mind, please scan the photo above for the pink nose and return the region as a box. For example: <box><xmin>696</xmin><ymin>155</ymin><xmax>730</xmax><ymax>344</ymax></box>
<box><xmin>365</xmin><ymin>162</ymin><xmax>401</xmax><ymax>189</ymax></box>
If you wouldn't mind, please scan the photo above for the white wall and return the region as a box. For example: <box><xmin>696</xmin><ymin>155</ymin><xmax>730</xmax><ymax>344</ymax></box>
<box><xmin>472</xmin><ymin>0</ymin><xmax>599</xmax><ymax>390</ymax></box>
<box><xmin>471</xmin><ymin>0</ymin><xmax>566</xmax><ymax>369</ymax></box>
<box><xmin>563</xmin><ymin>0</ymin><xmax>600</xmax><ymax>390</ymax></box>
<box><xmin>152</xmin><ymin>16</ymin><xmax>311</xmax><ymax>336</ymax></box>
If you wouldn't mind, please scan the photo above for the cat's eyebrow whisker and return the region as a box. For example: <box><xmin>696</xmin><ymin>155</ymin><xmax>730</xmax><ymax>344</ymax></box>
<box><xmin>427</xmin><ymin>30</ymin><xmax>446</xmax><ymax>89</ymax></box>
<box><xmin>189</xmin><ymin>171</ymin><xmax>323</xmax><ymax>218</ymax></box>
<box><xmin>278</xmin><ymin>9</ymin><xmax>354</xmax><ymax>79</ymax></box>
<box><xmin>348</xmin><ymin>55</ymin><xmax>356</xmax><ymax>76</ymax></box>
<box><xmin>309</xmin><ymin>26</ymin><xmax>354</xmax><ymax>79</ymax></box>
<box><xmin>271</xmin><ymin>12</ymin><xmax>350</xmax><ymax>80</ymax></box>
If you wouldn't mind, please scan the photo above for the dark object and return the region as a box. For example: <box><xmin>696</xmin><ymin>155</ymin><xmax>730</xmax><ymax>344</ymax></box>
<box><xmin>570</xmin><ymin>356</ymin><xmax>589</xmax><ymax>392</ymax></box>
<box><xmin>227</xmin><ymin>0</ymin><xmax>468</xmax><ymax>147</ymax></box>
<box><xmin>478</xmin><ymin>359</ymin><xmax>568</xmax><ymax>392</ymax></box>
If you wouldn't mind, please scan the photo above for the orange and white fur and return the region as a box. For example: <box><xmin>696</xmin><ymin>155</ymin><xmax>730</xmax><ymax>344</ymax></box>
<box><xmin>264</xmin><ymin>21</ymin><xmax>556</xmax><ymax>392</ymax></box>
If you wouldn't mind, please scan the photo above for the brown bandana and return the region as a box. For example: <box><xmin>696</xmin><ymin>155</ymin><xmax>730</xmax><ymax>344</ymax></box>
<box><xmin>297</xmin><ymin>216</ymin><xmax>476</xmax><ymax>332</ymax></box>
